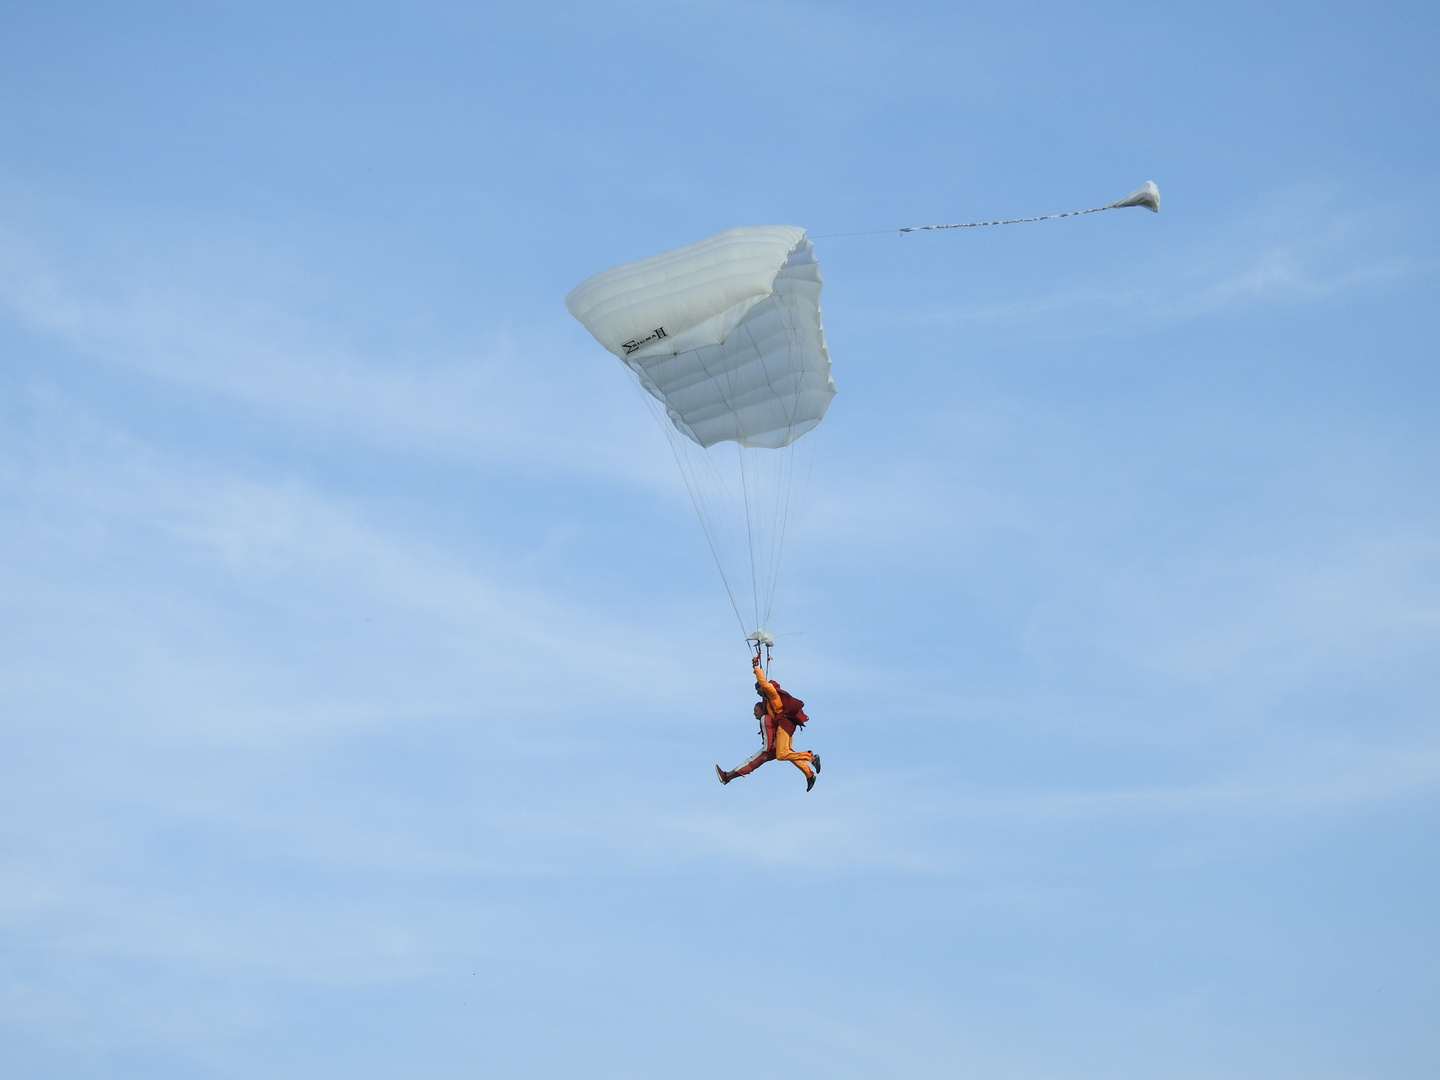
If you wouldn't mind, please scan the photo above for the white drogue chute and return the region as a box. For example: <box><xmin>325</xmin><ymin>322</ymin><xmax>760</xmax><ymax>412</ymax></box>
<box><xmin>1107</xmin><ymin>181</ymin><xmax>1161</xmax><ymax>212</ymax></box>
<box><xmin>567</xmin><ymin>226</ymin><xmax>836</xmax><ymax>646</ymax></box>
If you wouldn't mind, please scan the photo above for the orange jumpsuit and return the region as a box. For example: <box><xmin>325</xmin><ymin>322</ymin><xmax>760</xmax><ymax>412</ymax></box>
<box><xmin>726</xmin><ymin>664</ymin><xmax>816</xmax><ymax>780</ymax></box>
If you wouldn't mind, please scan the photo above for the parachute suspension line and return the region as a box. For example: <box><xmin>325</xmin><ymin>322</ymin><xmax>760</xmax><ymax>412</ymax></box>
<box><xmin>725</xmin><ymin>309</ymin><xmax>806</xmax><ymax>640</ymax></box>
<box><xmin>630</xmin><ymin>378</ymin><xmax>749</xmax><ymax>635</ymax></box>
<box><xmin>747</xmin><ymin>446</ymin><xmax>774</xmax><ymax>633</ymax></box>
<box><xmin>681</xmin><ymin>442</ymin><xmax>750</xmax><ymax>635</ymax></box>
<box><xmin>764</xmin><ymin>423</ymin><xmax>819</xmax><ymax>634</ymax></box>
<box><xmin>754</xmin><ymin>412</ymin><xmax>782</xmax><ymax>632</ymax></box>
<box><xmin>738</xmin><ymin>439</ymin><xmax>760</xmax><ymax>636</ymax></box>
<box><xmin>759</xmin><ymin>288</ymin><xmax>824</xmax><ymax>637</ymax></box>
<box><xmin>731</xmin><ymin>446</ymin><xmax>805</xmax><ymax>641</ymax></box>
<box><xmin>630</xmin><ymin>374</ymin><xmax>810</xmax><ymax>646</ymax></box>
<box><xmin>751</xmin><ymin>423</ymin><xmax>799</xmax><ymax>634</ymax></box>
<box><xmin>748</xmin><ymin>443</ymin><xmax>771</xmax><ymax>633</ymax></box>
<box><xmin>724</xmin><ymin>316</ymin><xmax>769</xmax><ymax>638</ymax></box>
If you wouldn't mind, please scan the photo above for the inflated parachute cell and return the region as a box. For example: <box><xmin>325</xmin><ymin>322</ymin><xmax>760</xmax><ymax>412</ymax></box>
<box><xmin>566</xmin><ymin>226</ymin><xmax>837</xmax><ymax>449</ymax></box>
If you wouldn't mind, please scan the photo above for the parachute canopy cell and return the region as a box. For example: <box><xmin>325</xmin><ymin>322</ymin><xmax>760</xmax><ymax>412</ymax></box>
<box><xmin>566</xmin><ymin>226</ymin><xmax>837</xmax><ymax>449</ymax></box>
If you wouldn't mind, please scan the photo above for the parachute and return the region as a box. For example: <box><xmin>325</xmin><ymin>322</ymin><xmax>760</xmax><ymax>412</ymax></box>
<box><xmin>567</xmin><ymin>185</ymin><xmax>1159</xmax><ymax>650</ymax></box>
<box><xmin>566</xmin><ymin>226</ymin><xmax>834</xmax><ymax>644</ymax></box>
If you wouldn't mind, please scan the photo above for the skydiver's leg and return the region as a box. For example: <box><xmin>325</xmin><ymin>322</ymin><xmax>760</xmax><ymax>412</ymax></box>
<box><xmin>773</xmin><ymin>725</ymin><xmax>815</xmax><ymax>779</ymax></box>
<box><xmin>721</xmin><ymin>715</ymin><xmax>778</xmax><ymax>780</ymax></box>
<box><xmin>725</xmin><ymin>746</ymin><xmax>772</xmax><ymax>778</ymax></box>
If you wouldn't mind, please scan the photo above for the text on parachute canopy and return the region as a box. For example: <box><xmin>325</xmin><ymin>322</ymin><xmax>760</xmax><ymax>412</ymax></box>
<box><xmin>622</xmin><ymin>327</ymin><xmax>668</xmax><ymax>355</ymax></box>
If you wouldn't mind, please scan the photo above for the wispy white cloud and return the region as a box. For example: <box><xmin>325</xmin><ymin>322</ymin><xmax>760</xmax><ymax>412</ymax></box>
<box><xmin>0</xmin><ymin>210</ymin><xmax>671</xmax><ymax>489</ymax></box>
<box><xmin>0</xmin><ymin>395</ymin><xmax>697</xmax><ymax>740</ymax></box>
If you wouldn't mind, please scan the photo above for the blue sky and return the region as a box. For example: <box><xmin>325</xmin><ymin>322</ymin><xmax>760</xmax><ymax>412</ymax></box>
<box><xmin>1</xmin><ymin>1</ymin><xmax>1437</xmax><ymax>1077</ymax></box>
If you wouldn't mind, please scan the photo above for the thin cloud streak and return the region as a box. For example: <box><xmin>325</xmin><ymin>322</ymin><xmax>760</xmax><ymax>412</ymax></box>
<box><xmin>0</xmin><ymin>213</ymin><xmax>669</xmax><ymax>489</ymax></box>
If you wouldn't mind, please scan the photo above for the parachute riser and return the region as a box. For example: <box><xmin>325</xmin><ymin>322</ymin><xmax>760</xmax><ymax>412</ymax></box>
<box><xmin>746</xmin><ymin>629</ymin><xmax>775</xmax><ymax>676</ymax></box>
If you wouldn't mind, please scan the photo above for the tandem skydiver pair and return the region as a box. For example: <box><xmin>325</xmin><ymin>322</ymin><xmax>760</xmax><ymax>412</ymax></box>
<box><xmin>716</xmin><ymin>651</ymin><xmax>820</xmax><ymax>792</ymax></box>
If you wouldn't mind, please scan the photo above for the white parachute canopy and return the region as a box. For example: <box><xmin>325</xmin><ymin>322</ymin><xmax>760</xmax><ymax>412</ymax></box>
<box><xmin>566</xmin><ymin>225</ymin><xmax>836</xmax><ymax>449</ymax></box>
<box><xmin>567</xmin><ymin>226</ymin><xmax>836</xmax><ymax>640</ymax></box>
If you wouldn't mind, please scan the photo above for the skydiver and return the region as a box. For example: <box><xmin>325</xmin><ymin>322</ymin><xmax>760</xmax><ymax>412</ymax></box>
<box><xmin>715</xmin><ymin>652</ymin><xmax>821</xmax><ymax>791</ymax></box>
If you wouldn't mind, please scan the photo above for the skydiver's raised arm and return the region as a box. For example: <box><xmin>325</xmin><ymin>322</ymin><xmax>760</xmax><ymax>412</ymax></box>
<box><xmin>752</xmin><ymin>654</ymin><xmax>782</xmax><ymax>717</ymax></box>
